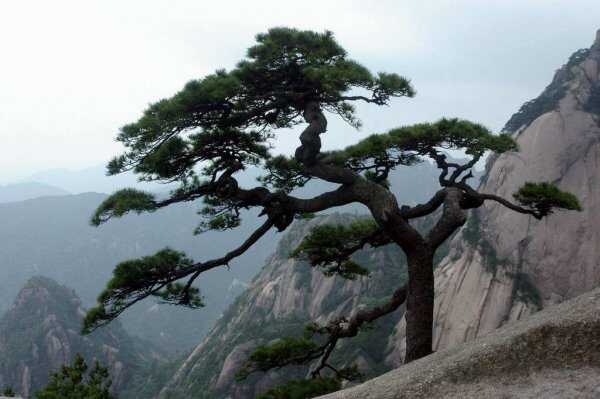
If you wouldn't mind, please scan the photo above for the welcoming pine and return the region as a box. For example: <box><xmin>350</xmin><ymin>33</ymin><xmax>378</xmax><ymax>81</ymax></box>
<box><xmin>83</xmin><ymin>28</ymin><xmax>581</xmax><ymax>396</ymax></box>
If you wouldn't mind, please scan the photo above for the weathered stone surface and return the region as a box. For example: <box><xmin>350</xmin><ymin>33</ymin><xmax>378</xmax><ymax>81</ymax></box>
<box><xmin>319</xmin><ymin>288</ymin><xmax>600</xmax><ymax>398</ymax></box>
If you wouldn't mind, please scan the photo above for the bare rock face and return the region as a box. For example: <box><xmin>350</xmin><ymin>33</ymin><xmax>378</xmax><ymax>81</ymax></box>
<box><xmin>319</xmin><ymin>287</ymin><xmax>600</xmax><ymax>399</ymax></box>
<box><xmin>0</xmin><ymin>276</ymin><xmax>146</xmax><ymax>398</ymax></box>
<box><xmin>387</xmin><ymin>30</ymin><xmax>600</xmax><ymax>364</ymax></box>
<box><xmin>157</xmin><ymin>214</ymin><xmax>411</xmax><ymax>399</ymax></box>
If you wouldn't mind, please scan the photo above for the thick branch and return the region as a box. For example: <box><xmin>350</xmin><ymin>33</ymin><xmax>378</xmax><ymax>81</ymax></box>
<box><xmin>478</xmin><ymin>192</ymin><xmax>543</xmax><ymax>219</ymax></box>
<box><xmin>399</xmin><ymin>189</ymin><xmax>447</xmax><ymax>219</ymax></box>
<box><xmin>334</xmin><ymin>285</ymin><xmax>407</xmax><ymax>338</ymax></box>
<box><xmin>309</xmin><ymin>285</ymin><xmax>408</xmax><ymax>377</ymax></box>
<box><xmin>427</xmin><ymin>188</ymin><xmax>467</xmax><ymax>249</ymax></box>
<box><xmin>176</xmin><ymin>217</ymin><xmax>276</xmax><ymax>283</ymax></box>
<box><xmin>178</xmin><ymin>218</ymin><xmax>276</xmax><ymax>304</ymax></box>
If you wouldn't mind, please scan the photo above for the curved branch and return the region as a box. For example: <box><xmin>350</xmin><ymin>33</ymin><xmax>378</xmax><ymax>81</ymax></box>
<box><xmin>478</xmin><ymin>193</ymin><xmax>542</xmax><ymax>219</ymax></box>
<box><xmin>427</xmin><ymin>188</ymin><xmax>467</xmax><ymax>249</ymax></box>
<box><xmin>178</xmin><ymin>217</ymin><xmax>276</xmax><ymax>303</ymax></box>
<box><xmin>295</xmin><ymin>101</ymin><xmax>327</xmax><ymax>166</ymax></box>
<box><xmin>176</xmin><ymin>217</ymin><xmax>276</xmax><ymax>282</ymax></box>
<box><xmin>334</xmin><ymin>285</ymin><xmax>407</xmax><ymax>338</ymax></box>
<box><xmin>308</xmin><ymin>285</ymin><xmax>408</xmax><ymax>377</ymax></box>
<box><xmin>399</xmin><ymin>189</ymin><xmax>447</xmax><ymax>219</ymax></box>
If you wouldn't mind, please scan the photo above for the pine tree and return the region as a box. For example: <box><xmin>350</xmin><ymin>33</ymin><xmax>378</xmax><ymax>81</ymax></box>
<box><xmin>35</xmin><ymin>354</ymin><xmax>114</xmax><ymax>399</ymax></box>
<box><xmin>82</xmin><ymin>27</ymin><xmax>581</xmax><ymax>395</ymax></box>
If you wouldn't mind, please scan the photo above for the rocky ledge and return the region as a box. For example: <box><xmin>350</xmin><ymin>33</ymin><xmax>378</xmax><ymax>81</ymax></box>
<box><xmin>319</xmin><ymin>287</ymin><xmax>600</xmax><ymax>399</ymax></box>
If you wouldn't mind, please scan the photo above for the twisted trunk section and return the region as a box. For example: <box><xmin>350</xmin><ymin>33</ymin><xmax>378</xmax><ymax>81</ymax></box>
<box><xmin>293</xmin><ymin>101</ymin><xmax>452</xmax><ymax>363</ymax></box>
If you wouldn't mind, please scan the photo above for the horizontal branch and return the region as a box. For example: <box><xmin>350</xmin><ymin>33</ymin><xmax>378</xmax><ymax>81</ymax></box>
<box><xmin>478</xmin><ymin>193</ymin><xmax>542</xmax><ymax>219</ymax></box>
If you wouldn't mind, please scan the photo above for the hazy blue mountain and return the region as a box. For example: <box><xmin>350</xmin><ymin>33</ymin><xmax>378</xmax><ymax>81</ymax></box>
<box><xmin>0</xmin><ymin>192</ymin><xmax>277</xmax><ymax>351</ymax></box>
<box><xmin>25</xmin><ymin>165</ymin><xmax>164</xmax><ymax>194</ymax></box>
<box><xmin>0</xmin><ymin>182</ymin><xmax>69</xmax><ymax>203</ymax></box>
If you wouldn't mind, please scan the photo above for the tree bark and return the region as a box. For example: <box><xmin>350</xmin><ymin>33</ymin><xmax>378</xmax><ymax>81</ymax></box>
<box><xmin>404</xmin><ymin>248</ymin><xmax>435</xmax><ymax>363</ymax></box>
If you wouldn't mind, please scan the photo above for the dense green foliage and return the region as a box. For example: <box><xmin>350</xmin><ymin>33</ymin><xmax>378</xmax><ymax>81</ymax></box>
<box><xmin>256</xmin><ymin>377</ymin><xmax>341</xmax><ymax>399</ymax></box>
<box><xmin>291</xmin><ymin>219</ymin><xmax>382</xmax><ymax>279</ymax></box>
<box><xmin>328</xmin><ymin>118</ymin><xmax>517</xmax><ymax>170</ymax></box>
<box><xmin>513</xmin><ymin>182</ymin><xmax>582</xmax><ymax>217</ymax></box>
<box><xmin>34</xmin><ymin>354</ymin><xmax>113</xmax><ymax>399</ymax></box>
<box><xmin>82</xmin><ymin>249</ymin><xmax>202</xmax><ymax>334</ymax></box>
<box><xmin>237</xmin><ymin>336</ymin><xmax>319</xmax><ymax>380</ymax></box>
<box><xmin>91</xmin><ymin>188</ymin><xmax>156</xmax><ymax>226</ymax></box>
<box><xmin>106</xmin><ymin>27</ymin><xmax>413</xmax><ymax>184</ymax></box>
<box><xmin>2</xmin><ymin>386</ymin><xmax>16</xmax><ymax>397</ymax></box>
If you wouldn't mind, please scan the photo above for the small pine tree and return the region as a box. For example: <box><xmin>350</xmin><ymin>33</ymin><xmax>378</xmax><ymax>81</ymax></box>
<box><xmin>2</xmin><ymin>386</ymin><xmax>16</xmax><ymax>397</ymax></box>
<box><xmin>35</xmin><ymin>354</ymin><xmax>114</xmax><ymax>399</ymax></box>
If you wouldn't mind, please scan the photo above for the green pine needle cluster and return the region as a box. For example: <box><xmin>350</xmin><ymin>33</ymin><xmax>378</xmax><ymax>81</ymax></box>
<box><xmin>291</xmin><ymin>219</ymin><xmax>380</xmax><ymax>279</ymax></box>
<box><xmin>109</xmin><ymin>27</ymin><xmax>413</xmax><ymax>185</ymax></box>
<box><xmin>91</xmin><ymin>188</ymin><xmax>156</xmax><ymax>226</ymax></box>
<box><xmin>236</xmin><ymin>336</ymin><xmax>319</xmax><ymax>380</ymax></box>
<box><xmin>513</xmin><ymin>182</ymin><xmax>582</xmax><ymax>216</ymax></box>
<box><xmin>82</xmin><ymin>248</ymin><xmax>196</xmax><ymax>334</ymax></box>
<box><xmin>153</xmin><ymin>282</ymin><xmax>205</xmax><ymax>308</ymax></box>
<box><xmin>326</xmin><ymin>118</ymin><xmax>518</xmax><ymax>173</ymax></box>
<box><xmin>35</xmin><ymin>354</ymin><xmax>114</xmax><ymax>399</ymax></box>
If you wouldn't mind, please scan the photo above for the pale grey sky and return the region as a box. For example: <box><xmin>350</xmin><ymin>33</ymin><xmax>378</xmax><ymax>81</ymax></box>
<box><xmin>1</xmin><ymin>0</ymin><xmax>599</xmax><ymax>182</ymax></box>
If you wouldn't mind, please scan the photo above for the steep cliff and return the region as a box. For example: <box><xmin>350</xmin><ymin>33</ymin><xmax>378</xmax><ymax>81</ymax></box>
<box><xmin>0</xmin><ymin>277</ymin><xmax>150</xmax><ymax>398</ymax></box>
<box><xmin>157</xmin><ymin>214</ymin><xmax>422</xmax><ymax>399</ymax></box>
<box><xmin>386</xmin><ymin>29</ymin><xmax>600</xmax><ymax>364</ymax></box>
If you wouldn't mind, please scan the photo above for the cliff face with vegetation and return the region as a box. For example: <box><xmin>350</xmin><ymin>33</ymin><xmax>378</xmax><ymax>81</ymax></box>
<box><xmin>0</xmin><ymin>277</ymin><xmax>149</xmax><ymax>398</ymax></box>
<box><xmin>158</xmin><ymin>214</ymin><xmax>421</xmax><ymax>399</ymax></box>
<box><xmin>386</xmin><ymin>30</ymin><xmax>600</xmax><ymax>363</ymax></box>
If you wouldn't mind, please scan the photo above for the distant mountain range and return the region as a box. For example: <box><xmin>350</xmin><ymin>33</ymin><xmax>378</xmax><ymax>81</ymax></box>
<box><xmin>24</xmin><ymin>165</ymin><xmax>163</xmax><ymax>195</ymax></box>
<box><xmin>0</xmin><ymin>192</ymin><xmax>277</xmax><ymax>351</ymax></box>
<box><xmin>0</xmin><ymin>182</ymin><xmax>69</xmax><ymax>203</ymax></box>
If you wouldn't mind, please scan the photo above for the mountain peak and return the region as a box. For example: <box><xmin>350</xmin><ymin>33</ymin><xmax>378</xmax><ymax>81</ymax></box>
<box><xmin>0</xmin><ymin>278</ymin><xmax>145</xmax><ymax>397</ymax></box>
<box><xmin>503</xmin><ymin>29</ymin><xmax>600</xmax><ymax>133</ymax></box>
<box><xmin>25</xmin><ymin>275</ymin><xmax>69</xmax><ymax>290</ymax></box>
